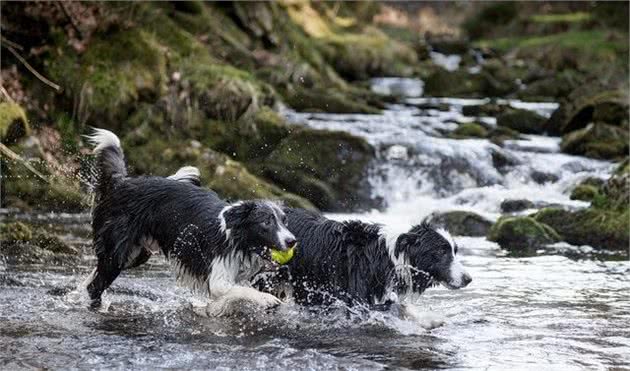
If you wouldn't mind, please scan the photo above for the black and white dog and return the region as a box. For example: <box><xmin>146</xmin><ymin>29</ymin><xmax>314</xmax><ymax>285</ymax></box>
<box><xmin>84</xmin><ymin>129</ymin><xmax>296</xmax><ymax>314</ymax></box>
<box><xmin>170</xmin><ymin>167</ymin><xmax>472</xmax><ymax>309</ymax></box>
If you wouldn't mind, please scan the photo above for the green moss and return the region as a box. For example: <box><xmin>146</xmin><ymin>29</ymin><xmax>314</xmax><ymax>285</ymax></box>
<box><xmin>570</xmin><ymin>184</ymin><xmax>600</xmax><ymax>202</ymax></box>
<box><xmin>451</xmin><ymin>123</ymin><xmax>489</xmax><ymax>139</ymax></box>
<box><xmin>33</xmin><ymin>232</ymin><xmax>78</xmax><ymax>255</ymax></box>
<box><xmin>488</xmin><ymin>216</ymin><xmax>560</xmax><ymax>252</ymax></box>
<box><xmin>0</xmin><ymin>102</ymin><xmax>30</xmax><ymax>144</ymax></box>
<box><xmin>534</xmin><ymin>207</ymin><xmax>629</xmax><ymax>250</ymax></box>
<box><xmin>0</xmin><ymin>222</ymin><xmax>33</xmax><ymax>242</ymax></box>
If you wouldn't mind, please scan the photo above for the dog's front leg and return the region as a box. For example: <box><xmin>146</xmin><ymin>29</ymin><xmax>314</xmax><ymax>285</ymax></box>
<box><xmin>201</xmin><ymin>282</ymin><xmax>281</xmax><ymax>317</ymax></box>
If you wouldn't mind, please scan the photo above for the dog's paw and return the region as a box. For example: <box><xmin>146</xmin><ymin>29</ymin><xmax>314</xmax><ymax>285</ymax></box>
<box><xmin>254</xmin><ymin>292</ymin><xmax>282</xmax><ymax>309</ymax></box>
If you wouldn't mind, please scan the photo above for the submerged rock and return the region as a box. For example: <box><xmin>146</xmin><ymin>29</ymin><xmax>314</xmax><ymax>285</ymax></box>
<box><xmin>488</xmin><ymin>216</ymin><xmax>560</xmax><ymax>252</ymax></box>
<box><xmin>560</xmin><ymin>123</ymin><xmax>629</xmax><ymax>160</ymax></box>
<box><xmin>424</xmin><ymin>211</ymin><xmax>493</xmax><ymax>237</ymax></box>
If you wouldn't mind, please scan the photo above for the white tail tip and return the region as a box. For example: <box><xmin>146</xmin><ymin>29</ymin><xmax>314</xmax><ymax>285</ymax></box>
<box><xmin>86</xmin><ymin>128</ymin><xmax>121</xmax><ymax>154</ymax></box>
<box><xmin>168</xmin><ymin>166</ymin><xmax>201</xmax><ymax>183</ymax></box>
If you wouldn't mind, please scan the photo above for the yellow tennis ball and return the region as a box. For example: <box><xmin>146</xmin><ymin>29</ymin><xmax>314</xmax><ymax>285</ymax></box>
<box><xmin>270</xmin><ymin>245</ymin><xmax>296</xmax><ymax>265</ymax></box>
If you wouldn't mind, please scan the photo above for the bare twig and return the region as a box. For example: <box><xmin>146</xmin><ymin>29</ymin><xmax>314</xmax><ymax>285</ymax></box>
<box><xmin>56</xmin><ymin>1</ymin><xmax>84</xmax><ymax>40</ymax></box>
<box><xmin>1</xmin><ymin>37</ymin><xmax>61</xmax><ymax>92</ymax></box>
<box><xmin>0</xmin><ymin>143</ymin><xmax>49</xmax><ymax>183</ymax></box>
<box><xmin>1</xmin><ymin>37</ymin><xmax>23</xmax><ymax>51</ymax></box>
<box><xmin>0</xmin><ymin>85</ymin><xmax>16</xmax><ymax>103</ymax></box>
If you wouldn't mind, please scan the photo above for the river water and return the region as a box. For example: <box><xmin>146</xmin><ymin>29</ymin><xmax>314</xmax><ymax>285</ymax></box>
<box><xmin>1</xmin><ymin>78</ymin><xmax>629</xmax><ymax>370</ymax></box>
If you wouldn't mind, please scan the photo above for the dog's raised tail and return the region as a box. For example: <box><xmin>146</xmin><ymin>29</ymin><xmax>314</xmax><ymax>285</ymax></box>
<box><xmin>87</xmin><ymin>128</ymin><xmax>127</xmax><ymax>190</ymax></box>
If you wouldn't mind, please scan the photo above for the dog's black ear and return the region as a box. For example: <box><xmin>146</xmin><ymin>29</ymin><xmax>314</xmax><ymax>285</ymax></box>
<box><xmin>395</xmin><ymin>233</ymin><xmax>420</xmax><ymax>255</ymax></box>
<box><xmin>222</xmin><ymin>202</ymin><xmax>255</xmax><ymax>229</ymax></box>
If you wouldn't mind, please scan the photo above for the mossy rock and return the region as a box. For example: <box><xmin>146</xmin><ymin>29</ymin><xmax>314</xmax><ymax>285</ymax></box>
<box><xmin>283</xmin><ymin>86</ymin><xmax>379</xmax><ymax>114</ymax></box>
<box><xmin>497</xmin><ymin>108</ymin><xmax>547</xmax><ymax>134</ymax></box>
<box><xmin>262</xmin><ymin>127</ymin><xmax>375</xmax><ymax>211</ymax></box>
<box><xmin>488</xmin><ymin>216</ymin><xmax>560</xmax><ymax>252</ymax></box>
<box><xmin>545</xmin><ymin>86</ymin><xmax>629</xmax><ymax>135</ymax></box>
<box><xmin>424</xmin><ymin>211</ymin><xmax>492</xmax><ymax>237</ymax></box>
<box><xmin>33</xmin><ymin>231</ymin><xmax>79</xmax><ymax>255</ymax></box>
<box><xmin>0</xmin><ymin>102</ymin><xmax>30</xmax><ymax>144</ymax></box>
<box><xmin>516</xmin><ymin>71</ymin><xmax>583</xmax><ymax>101</ymax></box>
<box><xmin>424</xmin><ymin>68</ymin><xmax>486</xmax><ymax>97</ymax></box>
<box><xmin>489</xmin><ymin>125</ymin><xmax>521</xmax><ymax>145</ymax></box>
<box><xmin>48</xmin><ymin>28</ymin><xmax>168</xmax><ymax>129</ymax></box>
<box><xmin>0</xmin><ymin>222</ymin><xmax>33</xmax><ymax>242</ymax></box>
<box><xmin>560</xmin><ymin>123</ymin><xmax>629</xmax><ymax>160</ymax></box>
<box><xmin>570</xmin><ymin>184</ymin><xmax>601</xmax><ymax>202</ymax></box>
<box><xmin>534</xmin><ymin>207</ymin><xmax>629</xmax><ymax>250</ymax></box>
<box><xmin>451</xmin><ymin>123</ymin><xmax>488</xmax><ymax>139</ymax></box>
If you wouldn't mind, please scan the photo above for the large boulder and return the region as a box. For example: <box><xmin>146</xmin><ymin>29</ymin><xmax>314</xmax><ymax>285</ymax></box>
<box><xmin>534</xmin><ymin>207</ymin><xmax>629</xmax><ymax>251</ymax></box>
<box><xmin>424</xmin><ymin>211</ymin><xmax>493</xmax><ymax>237</ymax></box>
<box><xmin>488</xmin><ymin>216</ymin><xmax>560</xmax><ymax>252</ymax></box>
<box><xmin>545</xmin><ymin>86</ymin><xmax>629</xmax><ymax>135</ymax></box>
<box><xmin>496</xmin><ymin>108</ymin><xmax>547</xmax><ymax>134</ymax></box>
<box><xmin>560</xmin><ymin>123</ymin><xmax>628</xmax><ymax>160</ymax></box>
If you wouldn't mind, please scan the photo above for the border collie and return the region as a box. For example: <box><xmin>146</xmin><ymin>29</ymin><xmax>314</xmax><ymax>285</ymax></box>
<box><xmin>170</xmin><ymin>167</ymin><xmax>472</xmax><ymax>309</ymax></box>
<box><xmin>84</xmin><ymin>129</ymin><xmax>296</xmax><ymax>314</ymax></box>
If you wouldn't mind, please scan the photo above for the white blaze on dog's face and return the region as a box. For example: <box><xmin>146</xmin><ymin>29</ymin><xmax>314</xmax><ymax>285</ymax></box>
<box><xmin>436</xmin><ymin>228</ymin><xmax>472</xmax><ymax>289</ymax></box>
<box><xmin>218</xmin><ymin>201</ymin><xmax>296</xmax><ymax>258</ymax></box>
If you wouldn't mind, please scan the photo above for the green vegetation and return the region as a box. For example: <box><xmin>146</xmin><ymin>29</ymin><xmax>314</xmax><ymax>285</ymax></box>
<box><xmin>0</xmin><ymin>102</ymin><xmax>30</xmax><ymax>143</ymax></box>
<box><xmin>530</xmin><ymin>12</ymin><xmax>592</xmax><ymax>24</ymax></box>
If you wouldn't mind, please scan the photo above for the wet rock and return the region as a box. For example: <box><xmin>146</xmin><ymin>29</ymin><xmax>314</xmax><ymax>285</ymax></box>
<box><xmin>424</xmin><ymin>211</ymin><xmax>492</xmax><ymax>237</ymax></box>
<box><xmin>496</xmin><ymin>108</ymin><xmax>547</xmax><ymax>134</ymax></box>
<box><xmin>560</xmin><ymin>123</ymin><xmax>629</xmax><ymax>160</ymax></box>
<box><xmin>462</xmin><ymin>103</ymin><xmax>506</xmax><ymax>117</ymax></box>
<box><xmin>516</xmin><ymin>71</ymin><xmax>582</xmax><ymax>101</ymax></box>
<box><xmin>0</xmin><ymin>222</ymin><xmax>80</xmax><ymax>265</ymax></box>
<box><xmin>488</xmin><ymin>216</ymin><xmax>560</xmax><ymax>252</ymax></box>
<box><xmin>601</xmin><ymin>159</ymin><xmax>630</xmax><ymax>210</ymax></box>
<box><xmin>531</xmin><ymin>170</ymin><xmax>559</xmax><ymax>184</ymax></box>
<box><xmin>545</xmin><ymin>85</ymin><xmax>629</xmax><ymax>135</ymax></box>
<box><xmin>534</xmin><ymin>207</ymin><xmax>629</xmax><ymax>251</ymax></box>
<box><xmin>491</xmin><ymin>148</ymin><xmax>520</xmax><ymax>170</ymax></box>
<box><xmin>500</xmin><ymin>199</ymin><xmax>535</xmax><ymax>213</ymax></box>
<box><xmin>0</xmin><ymin>102</ymin><xmax>30</xmax><ymax>144</ymax></box>
<box><xmin>283</xmin><ymin>86</ymin><xmax>380</xmax><ymax>114</ymax></box>
<box><xmin>488</xmin><ymin>126</ymin><xmax>521</xmax><ymax>146</ymax></box>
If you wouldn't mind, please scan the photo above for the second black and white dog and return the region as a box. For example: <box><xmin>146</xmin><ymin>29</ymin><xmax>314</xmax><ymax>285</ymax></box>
<box><xmin>171</xmin><ymin>167</ymin><xmax>472</xmax><ymax>309</ymax></box>
<box><xmin>85</xmin><ymin>129</ymin><xmax>296</xmax><ymax>314</ymax></box>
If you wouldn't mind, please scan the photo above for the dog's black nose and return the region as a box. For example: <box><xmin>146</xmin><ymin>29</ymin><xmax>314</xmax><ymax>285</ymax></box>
<box><xmin>285</xmin><ymin>238</ymin><xmax>297</xmax><ymax>248</ymax></box>
<box><xmin>462</xmin><ymin>273</ymin><xmax>472</xmax><ymax>287</ymax></box>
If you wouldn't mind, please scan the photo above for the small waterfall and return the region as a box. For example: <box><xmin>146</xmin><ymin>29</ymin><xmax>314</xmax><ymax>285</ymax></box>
<box><xmin>283</xmin><ymin>78</ymin><xmax>614</xmax><ymax>222</ymax></box>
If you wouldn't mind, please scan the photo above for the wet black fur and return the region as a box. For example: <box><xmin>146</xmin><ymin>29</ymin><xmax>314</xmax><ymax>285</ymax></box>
<box><xmin>255</xmin><ymin>208</ymin><xmax>456</xmax><ymax>307</ymax></box>
<box><xmin>87</xmin><ymin>143</ymin><xmax>288</xmax><ymax>306</ymax></box>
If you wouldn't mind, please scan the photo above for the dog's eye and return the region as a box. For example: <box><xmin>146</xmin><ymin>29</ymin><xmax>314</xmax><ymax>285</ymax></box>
<box><xmin>261</xmin><ymin>220</ymin><xmax>270</xmax><ymax>227</ymax></box>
